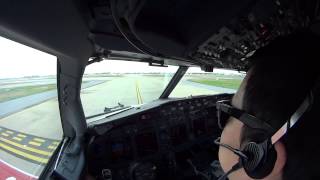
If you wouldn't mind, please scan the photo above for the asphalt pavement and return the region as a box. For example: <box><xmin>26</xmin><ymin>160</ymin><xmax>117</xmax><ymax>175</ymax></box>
<box><xmin>0</xmin><ymin>80</ymin><xmax>105</xmax><ymax>118</ymax></box>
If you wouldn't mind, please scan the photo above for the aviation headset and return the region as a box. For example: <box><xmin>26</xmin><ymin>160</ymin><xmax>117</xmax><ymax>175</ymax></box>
<box><xmin>214</xmin><ymin>91</ymin><xmax>314</xmax><ymax>180</ymax></box>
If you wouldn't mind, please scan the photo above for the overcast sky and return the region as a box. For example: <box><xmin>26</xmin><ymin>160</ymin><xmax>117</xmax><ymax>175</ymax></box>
<box><xmin>0</xmin><ymin>36</ymin><xmax>243</xmax><ymax>78</ymax></box>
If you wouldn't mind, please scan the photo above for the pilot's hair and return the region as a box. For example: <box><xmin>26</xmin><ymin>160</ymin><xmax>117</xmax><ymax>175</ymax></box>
<box><xmin>241</xmin><ymin>31</ymin><xmax>320</xmax><ymax>180</ymax></box>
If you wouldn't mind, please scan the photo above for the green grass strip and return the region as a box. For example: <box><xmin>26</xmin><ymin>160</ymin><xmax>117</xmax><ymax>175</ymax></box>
<box><xmin>189</xmin><ymin>78</ymin><xmax>242</xmax><ymax>90</ymax></box>
<box><xmin>0</xmin><ymin>84</ymin><xmax>57</xmax><ymax>102</ymax></box>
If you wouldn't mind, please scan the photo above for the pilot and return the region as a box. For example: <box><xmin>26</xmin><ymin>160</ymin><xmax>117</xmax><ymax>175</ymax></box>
<box><xmin>217</xmin><ymin>31</ymin><xmax>320</xmax><ymax>180</ymax></box>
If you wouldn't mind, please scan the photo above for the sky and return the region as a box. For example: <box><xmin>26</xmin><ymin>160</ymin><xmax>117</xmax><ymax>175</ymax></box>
<box><xmin>0</xmin><ymin>36</ymin><xmax>57</xmax><ymax>78</ymax></box>
<box><xmin>0</xmin><ymin>36</ymin><xmax>243</xmax><ymax>78</ymax></box>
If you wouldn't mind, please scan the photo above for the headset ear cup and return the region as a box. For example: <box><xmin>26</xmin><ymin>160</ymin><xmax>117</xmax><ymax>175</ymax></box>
<box><xmin>241</xmin><ymin>142</ymin><xmax>277</xmax><ymax>179</ymax></box>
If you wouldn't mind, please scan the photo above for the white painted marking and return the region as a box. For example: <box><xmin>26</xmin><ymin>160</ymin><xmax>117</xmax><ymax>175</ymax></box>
<box><xmin>0</xmin><ymin>158</ymin><xmax>39</xmax><ymax>179</ymax></box>
<box><xmin>6</xmin><ymin>177</ymin><xmax>16</xmax><ymax>180</ymax></box>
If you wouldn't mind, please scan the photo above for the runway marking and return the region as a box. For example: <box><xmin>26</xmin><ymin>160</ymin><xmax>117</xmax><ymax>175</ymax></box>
<box><xmin>48</xmin><ymin>145</ymin><xmax>57</xmax><ymax>150</ymax></box>
<box><xmin>138</xmin><ymin>85</ymin><xmax>143</xmax><ymax>104</ymax></box>
<box><xmin>28</xmin><ymin>141</ymin><xmax>41</xmax><ymax>147</ymax></box>
<box><xmin>0</xmin><ymin>142</ymin><xmax>48</xmax><ymax>164</ymax></box>
<box><xmin>52</xmin><ymin>141</ymin><xmax>59</xmax><ymax>145</ymax></box>
<box><xmin>12</xmin><ymin>137</ymin><xmax>23</xmax><ymax>141</ymax></box>
<box><xmin>33</xmin><ymin>138</ymin><xmax>45</xmax><ymax>143</ymax></box>
<box><xmin>1</xmin><ymin>132</ymin><xmax>9</xmax><ymax>137</ymax></box>
<box><xmin>6</xmin><ymin>130</ymin><xmax>14</xmax><ymax>134</ymax></box>
<box><xmin>0</xmin><ymin>158</ymin><xmax>39</xmax><ymax>179</ymax></box>
<box><xmin>135</xmin><ymin>81</ymin><xmax>140</xmax><ymax>104</ymax></box>
<box><xmin>17</xmin><ymin>134</ymin><xmax>27</xmax><ymax>138</ymax></box>
<box><xmin>0</xmin><ymin>126</ymin><xmax>60</xmax><ymax>165</ymax></box>
<box><xmin>135</xmin><ymin>81</ymin><xmax>143</xmax><ymax>104</ymax></box>
<box><xmin>0</xmin><ymin>137</ymin><xmax>53</xmax><ymax>156</ymax></box>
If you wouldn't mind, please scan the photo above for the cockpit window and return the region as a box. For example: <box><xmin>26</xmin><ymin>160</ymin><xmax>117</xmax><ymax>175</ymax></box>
<box><xmin>0</xmin><ymin>37</ymin><xmax>62</xmax><ymax>179</ymax></box>
<box><xmin>170</xmin><ymin>67</ymin><xmax>245</xmax><ymax>98</ymax></box>
<box><xmin>81</xmin><ymin>60</ymin><xmax>178</xmax><ymax>120</ymax></box>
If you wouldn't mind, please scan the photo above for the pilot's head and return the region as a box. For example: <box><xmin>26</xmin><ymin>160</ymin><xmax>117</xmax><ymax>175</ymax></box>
<box><xmin>218</xmin><ymin>31</ymin><xmax>320</xmax><ymax>180</ymax></box>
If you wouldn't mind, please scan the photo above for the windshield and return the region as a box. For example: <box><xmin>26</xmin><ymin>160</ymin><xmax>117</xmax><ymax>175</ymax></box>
<box><xmin>80</xmin><ymin>60</ymin><xmax>178</xmax><ymax>120</ymax></box>
<box><xmin>170</xmin><ymin>67</ymin><xmax>245</xmax><ymax>97</ymax></box>
<box><xmin>0</xmin><ymin>37</ymin><xmax>62</xmax><ymax>179</ymax></box>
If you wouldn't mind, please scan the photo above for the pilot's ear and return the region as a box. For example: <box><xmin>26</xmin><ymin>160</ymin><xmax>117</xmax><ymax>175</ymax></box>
<box><xmin>265</xmin><ymin>141</ymin><xmax>287</xmax><ymax>179</ymax></box>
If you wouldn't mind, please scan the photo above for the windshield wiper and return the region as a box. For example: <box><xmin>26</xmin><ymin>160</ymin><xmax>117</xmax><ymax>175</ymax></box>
<box><xmin>86</xmin><ymin>103</ymin><xmax>132</xmax><ymax>120</ymax></box>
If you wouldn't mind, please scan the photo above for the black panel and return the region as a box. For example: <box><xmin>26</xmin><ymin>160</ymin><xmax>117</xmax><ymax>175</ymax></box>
<box><xmin>87</xmin><ymin>94</ymin><xmax>232</xmax><ymax>180</ymax></box>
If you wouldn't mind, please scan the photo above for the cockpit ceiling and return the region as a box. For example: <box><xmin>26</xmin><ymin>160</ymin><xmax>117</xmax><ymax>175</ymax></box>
<box><xmin>89</xmin><ymin>0</ymin><xmax>319</xmax><ymax>71</ymax></box>
<box><xmin>0</xmin><ymin>1</ymin><xmax>319</xmax><ymax>71</ymax></box>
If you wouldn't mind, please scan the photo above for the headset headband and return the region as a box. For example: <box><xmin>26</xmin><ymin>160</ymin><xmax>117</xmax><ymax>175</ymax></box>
<box><xmin>271</xmin><ymin>92</ymin><xmax>313</xmax><ymax>144</ymax></box>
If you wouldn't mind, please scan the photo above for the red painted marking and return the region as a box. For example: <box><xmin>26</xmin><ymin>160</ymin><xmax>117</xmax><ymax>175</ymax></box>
<box><xmin>0</xmin><ymin>160</ymin><xmax>37</xmax><ymax>180</ymax></box>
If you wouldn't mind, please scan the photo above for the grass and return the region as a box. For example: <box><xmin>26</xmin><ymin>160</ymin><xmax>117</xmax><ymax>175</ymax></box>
<box><xmin>0</xmin><ymin>84</ymin><xmax>57</xmax><ymax>102</ymax></box>
<box><xmin>189</xmin><ymin>78</ymin><xmax>242</xmax><ymax>89</ymax></box>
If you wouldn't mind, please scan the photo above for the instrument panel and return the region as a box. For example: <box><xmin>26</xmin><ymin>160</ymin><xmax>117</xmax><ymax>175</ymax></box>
<box><xmin>87</xmin><ymin>94</ymin><xmax>231</xmax><ymax>179</ymax></box>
